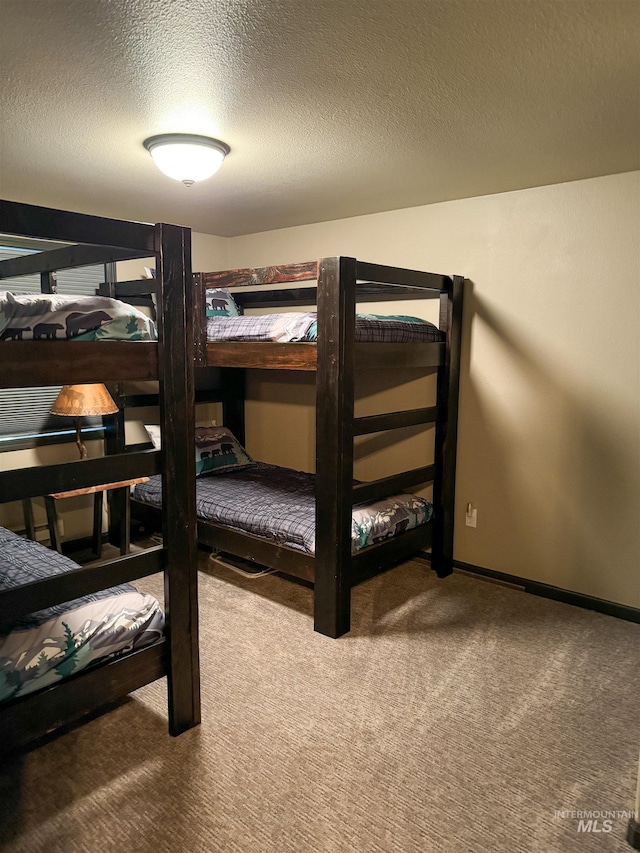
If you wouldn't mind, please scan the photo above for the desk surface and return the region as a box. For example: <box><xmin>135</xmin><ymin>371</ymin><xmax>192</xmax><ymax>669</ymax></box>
<box><xmin>48</xmin><ymin>477</ymin><xmax>150</xmax><ymax>500</ymax></box>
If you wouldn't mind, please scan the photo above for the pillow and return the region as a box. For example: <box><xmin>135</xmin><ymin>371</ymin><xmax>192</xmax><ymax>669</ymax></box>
<box><xmin>0</xmin><ymin>292</ymin><xmax>156</xmax><ymax>341</ymax></box>
<box><xmin>144</xmin><ymin>424</ymin><xmax>162</xmax><ymax>449</ymax></box>
<box><xmin>195</xmin><ymin>425</ymin><xmax>253</xmax><ymax>476</ymax></box>
<box><xmin>205</xmin><ymin>288</ymin><xmax>240</xmax><ymax>318</ymax></box>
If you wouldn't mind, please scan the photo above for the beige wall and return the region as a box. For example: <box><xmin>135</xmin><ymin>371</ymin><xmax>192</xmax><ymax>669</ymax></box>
<box><xmin>228</xmin><ymin>172</ymin><xmax>640</xmax><ymax>609</ymax></box>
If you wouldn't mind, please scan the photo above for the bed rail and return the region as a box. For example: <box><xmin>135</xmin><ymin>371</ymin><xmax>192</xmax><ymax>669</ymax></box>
<box><xmin>0</xmin><ymin>546</ymin><xmax>164</xmax><ymax>623</ymax></box>
<box><xmin>0</xmin><ymin>449</ymin><xmax>161</xmax><ymax>502</ymax></box>
<box><xmin>0</xmin><ymin>199</ymin><xmax>156</xmax><ymax>252</ymax></box>
<box><xmin>0</xmin><ymin>341</ymin><xmax>159</xmax><ymax>387</ymax></box>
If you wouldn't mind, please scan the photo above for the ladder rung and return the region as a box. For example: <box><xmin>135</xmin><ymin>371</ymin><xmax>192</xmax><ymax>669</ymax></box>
<box><xmin>353</xmin><ymin>406</ymin><xmax>438</xmax><ymax>436</ymax></box>
<box><xmin>352</xmin><ymin>465</ymin><xmax>435</xmax><ymax>505</ymax></box>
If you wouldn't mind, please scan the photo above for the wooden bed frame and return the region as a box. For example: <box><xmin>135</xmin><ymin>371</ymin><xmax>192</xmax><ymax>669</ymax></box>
<box><xmin>0</xmin><ymin>199</ymin><xmax>200</xmax><ymax>750</ymax></box>
<box><xmin>133</xmin><ymin>256</ymin><xmax>463</xmax><ymax>639</ymax></box>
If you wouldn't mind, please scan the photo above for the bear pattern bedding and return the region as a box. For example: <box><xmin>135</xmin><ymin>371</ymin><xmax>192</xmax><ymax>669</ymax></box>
<box><xmin>0</xmin><ymin>526</ymin><xmax>164</xmax><ymax>702</ymax></box>
<box><xmin>133</xmin><ymin>463</ymin><xmax>433</xmax><ymax>555</ymax></box>
<box><xmin>0</xmin><ymin>292</ymin><xmax>156</xmax><ymax>342</ymax></box>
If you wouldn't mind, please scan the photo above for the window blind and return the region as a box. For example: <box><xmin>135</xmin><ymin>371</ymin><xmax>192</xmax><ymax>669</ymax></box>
<box><xmin>0</xmin><ymin>240</ymin><xmax>106</xmax><ymax>450</ymax></box>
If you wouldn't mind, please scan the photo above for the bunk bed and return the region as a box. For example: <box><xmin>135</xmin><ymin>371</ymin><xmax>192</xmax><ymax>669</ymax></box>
<box><xmin>132</xmin><ymin>256</ymin><xmax>463</xmax><ymax>639</ymax></box>
<box><xmin>0</xmin><ymin>199</ymin><xmax>199</xmax><ymax>750</ymax></box>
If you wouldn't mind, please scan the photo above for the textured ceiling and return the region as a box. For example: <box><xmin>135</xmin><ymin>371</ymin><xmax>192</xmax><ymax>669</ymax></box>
<box><xmin>1</xmin><ymin>0</ymin><xmax>638</xmax><ymax>237</ymax></box>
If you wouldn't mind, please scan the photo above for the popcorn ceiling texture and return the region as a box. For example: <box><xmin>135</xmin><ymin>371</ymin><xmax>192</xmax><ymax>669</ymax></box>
<box><xmin>0</xmin><ymin>0</ymin><xmax>638</xmax><ymax>236</ymax></box>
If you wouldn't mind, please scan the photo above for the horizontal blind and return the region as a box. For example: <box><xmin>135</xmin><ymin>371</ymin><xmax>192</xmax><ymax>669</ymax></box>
<box><xmin>0</xmin><ymin>241</ymin><xmax>106</xmax><ymax>450</ymax></box>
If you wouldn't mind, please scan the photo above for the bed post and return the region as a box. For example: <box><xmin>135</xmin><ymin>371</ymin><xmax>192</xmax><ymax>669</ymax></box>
<box><xmin>156</xmin><ymin>222</ymin><xmax>200</xmax><ymax>734</ymax></box>
<box><xmin>431</xmin><ymin>275</ymin><xmax>464</xmax><ymax>577</ymax></box>
<box><xmin>192</xmin><ymin>272</ymin><xmax>207</xmax><ymax>368</ymax></box>
<box><xmin>222</xmin><ymin>369</ymin><xmax>246</xmax><ymax>446</ymax></box>
<box><xmin>315</xmin><ymin>256</ymin><xmax>356</xmax><ymax>637</ymax></box>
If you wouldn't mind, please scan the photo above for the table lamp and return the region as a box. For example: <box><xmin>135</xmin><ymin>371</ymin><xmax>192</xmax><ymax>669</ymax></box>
<box><xmin>50</xmin><ymin>384</ymin><xmax>118</xmax><ymax>459</ymax></box>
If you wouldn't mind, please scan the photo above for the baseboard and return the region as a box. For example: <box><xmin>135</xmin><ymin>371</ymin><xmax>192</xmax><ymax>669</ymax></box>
<box><xmin>420</xmin><ymin>553</ymin><xmax>640</xmax><ymax>625</ymax></box>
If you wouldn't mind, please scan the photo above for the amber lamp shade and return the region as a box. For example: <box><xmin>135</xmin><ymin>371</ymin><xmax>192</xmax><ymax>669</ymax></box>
<box><xmin>50</xmin><ymin>384</ymin><xmax>118</xmax><ymax>459</ymax></box>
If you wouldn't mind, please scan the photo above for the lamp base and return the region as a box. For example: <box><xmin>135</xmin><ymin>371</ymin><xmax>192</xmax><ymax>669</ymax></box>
<box><xmin>75</xmin><ymin>418</ymin><xmax>88</xmax><ymax>459</ymax></box>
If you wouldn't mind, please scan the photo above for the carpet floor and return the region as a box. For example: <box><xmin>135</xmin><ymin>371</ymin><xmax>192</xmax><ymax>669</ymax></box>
<box><xmin>0</xmin><ymin>555</ymin><xmax>638</xmax><ymax>853</ymax></box>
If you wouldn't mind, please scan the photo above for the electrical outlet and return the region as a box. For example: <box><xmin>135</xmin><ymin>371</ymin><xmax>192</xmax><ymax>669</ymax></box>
<box><xmin>465</xmin><ymin>504</ymin><xmax>477</xmax><ymax>528</ymax></box>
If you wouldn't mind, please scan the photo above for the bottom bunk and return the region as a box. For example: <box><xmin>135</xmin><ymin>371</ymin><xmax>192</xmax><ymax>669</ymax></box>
<box><xmin>131</xmin><ymin>456</ymin><xmax>435</xmax><ymax>625</ymax></box>
<box><xmin>134</xmin><ymin>463</ymin><xmax>431</xmax><ymax>562</ymax></box>
<box><xmin>0</xmin><ymin>525</ymin><xmax>166</xmax><ymax>750</ymax></box>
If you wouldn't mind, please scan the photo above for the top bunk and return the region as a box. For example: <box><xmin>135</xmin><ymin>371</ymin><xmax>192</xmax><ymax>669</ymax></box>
<box><xmin>194</xmin><ymin>257</ymin><xmax>458</xmax><ymax>371</ymax></box>
<box><xmin>0</xmin><ymin>199</ymin><xmax>190</xmax><ymax>388</ymax></box>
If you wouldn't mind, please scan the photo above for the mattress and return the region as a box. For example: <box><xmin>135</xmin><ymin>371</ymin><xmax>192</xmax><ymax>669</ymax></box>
<box><xmin>0</xmin><ymin>526</ymin><xmax>164</xmax><ymax>702</ymax></box>
<box><xmin>0</xmin><ymin>292</ymin><xmax>156</xmax><ymax>341</ymax></box>
<box><xmin>206</xmin><ymin>312</ymin><xmax>443</xmax><ymax>344</ymax></box>
<box><xmin>133</xmin><ymin>463</ymin><xmax>433</xmax><ymax>555</ymax></box>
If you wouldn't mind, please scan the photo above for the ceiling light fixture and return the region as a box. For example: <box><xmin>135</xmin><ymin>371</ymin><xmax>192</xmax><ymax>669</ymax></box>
<box><xmin>143</xmin><ymin>133</ymin><xmax>230</xmax><ymax>187</ymax></box>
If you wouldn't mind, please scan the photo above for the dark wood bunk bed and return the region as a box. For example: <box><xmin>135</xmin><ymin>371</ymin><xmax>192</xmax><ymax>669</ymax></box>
<box><xmin>134</xmin><ymin>256</ymin><xmax>463</xmax><ymax>639</ymax></box>
<box><xmin>0</xmin><ymin>199</ymin><xmax>199</xmax><ymax>750</ymax></box>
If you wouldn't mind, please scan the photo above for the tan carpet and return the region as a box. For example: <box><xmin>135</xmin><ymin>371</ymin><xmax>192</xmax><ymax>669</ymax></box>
<box><xmin>0</xmin><ymin>555</ymin><xmax>638</xmax><ymax>853</ymax></box>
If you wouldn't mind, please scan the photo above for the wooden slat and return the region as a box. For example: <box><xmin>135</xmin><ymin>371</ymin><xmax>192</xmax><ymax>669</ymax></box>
<box><xmin>0</xmin><ymin>642</ymin><xmax>166</xmax><ymax>753</ymax></box>
<box><xmin>353</xmin><ymin>406</ymin><xmax>438</xmax><ymax>436</ymax></box>
<box><xmin>354</xmin><ymin>342</ymin><xmax>445</xmax><ymax>370</ymax></box>
<box><xmin>204</xmin><ymin>341</ymin><xmax>443</xmax><ymax>372</ymax></box>
<box><xmin>232</xmin><ymin>286</ymin><xmax>319</xmax><ymax>309</ymax></box>
<box><xmin>206</xmin><ymin>341</ymin><xmax>317</xmax><ymax>370</ymax></box>
<box><xmin>0</xmin><ymin>244</ymin><xmax>145</xmax><ymax>279</ymax></box>
<box><xmin>0</xmin><ymin>546</ymin><xmax>165</xmax><ymax>622</ymax></box>
<box><xmin>196</xmin><ymin>519</ymin><xmax>316</xmax><ymax>583</ymax></box>
<box><xmin>0</xmin><ymin>449</ymin><xmax>161</xmax><ymax>502</ymax></box>
<box><xmin>48</xmin><ymin>476</ymin><xmax>149</xmax><ymax>499</ymax></box>
<box><xmin>354</xmin><ymin>283</ymin><xmax>441</xmax><ymax>301</ymax></box>
<box><xmin>350</xmin><ymin>524</ymin><xmax>432</xmax><ymax>586</ymax></box>
<box><xmin>116</xmin><ymin>389</ymin><xmax>224</xmax><ymax>409</ymax></box>
<box><xmin>0</xmin><ymin>199</ymin><xmax>155</xmax><ymax>252</ymax></box>
<box><xmin>352</xmin><ymin>465</ymin><xmax>435</xmax><ymax>505</ymax></box>
<box><xmin>356</xmin><ymin>261</ymin><xmax>450</xmax><ymax>291</ymax></box>
<box><xmin>201</xmin><ymin>260</ymin><xmax>318</xmax><ymax>289</ymax></box>
<box><xmin>0</xmin><ymin>341</ymin><xmax>158</xmax><ymax>387</ymax></box>
<box><xmin>97</xmin><ymin>280</ymin><xmax>158</xmax><ymax>297</ymax></box>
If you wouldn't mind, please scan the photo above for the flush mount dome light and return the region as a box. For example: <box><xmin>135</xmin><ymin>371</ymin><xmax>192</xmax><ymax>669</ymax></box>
<box><xmin>143</xmin><ymin>133</ymin><xmax>230</xmax><ymax>186</ymax></box>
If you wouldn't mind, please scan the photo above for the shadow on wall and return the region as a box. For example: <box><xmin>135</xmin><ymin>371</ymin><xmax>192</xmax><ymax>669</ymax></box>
<box><xmin>457</xmin><ymin>286</ymin><xmax>639</xmax><ymax>607</ymax></box>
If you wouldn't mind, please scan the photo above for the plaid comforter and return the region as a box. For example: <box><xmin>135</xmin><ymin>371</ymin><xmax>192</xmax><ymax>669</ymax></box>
<box><xmin>206</xmin><ymin>312</ymin><xmax>443</xmax><ymax>344</ymax></box>
<box><xmin>134</xmin><ymin>463</ymin><xmax>432</xmax><ymax>554</ymax></box>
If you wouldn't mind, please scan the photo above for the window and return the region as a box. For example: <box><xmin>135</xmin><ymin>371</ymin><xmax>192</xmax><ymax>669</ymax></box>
<box><xmin>0</xmin><ymin>239</ymin><xmax>107</xmax><ymax>451</ymax></box>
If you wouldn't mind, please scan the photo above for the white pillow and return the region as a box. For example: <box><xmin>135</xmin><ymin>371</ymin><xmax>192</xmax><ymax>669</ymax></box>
<box><xmin>144</xmin><ymin>424</ymin><xmax>162</xmax><ymax>449</ymax></box>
